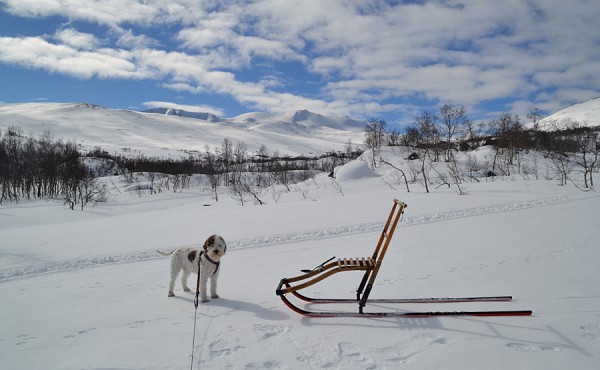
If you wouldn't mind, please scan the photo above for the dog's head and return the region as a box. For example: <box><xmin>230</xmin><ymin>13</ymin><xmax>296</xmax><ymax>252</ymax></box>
<box><xmin>203</xmin><ymin>234</ymin><xmax>227</xmax><ymax>260</ymax></box>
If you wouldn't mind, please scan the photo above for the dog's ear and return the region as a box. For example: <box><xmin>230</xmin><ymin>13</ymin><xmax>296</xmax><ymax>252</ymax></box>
<box><xmin>204</xmin><ymin>235</ymin><xmax>215</xmax><ymax>251</ymax></box>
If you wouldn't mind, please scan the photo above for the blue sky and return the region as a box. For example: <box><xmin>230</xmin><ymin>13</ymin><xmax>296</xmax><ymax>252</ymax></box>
<box><xmin>1</xmin><ymin>0</ymin><xmax>599</xmax><ymax>127</ymax></box>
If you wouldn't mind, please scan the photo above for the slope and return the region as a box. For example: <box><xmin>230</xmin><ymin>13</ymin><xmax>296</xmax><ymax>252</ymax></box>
<box><xmin>536</xmin><ymin>97</ymin><xmax>600</xmax><ymax>130</ymax></box>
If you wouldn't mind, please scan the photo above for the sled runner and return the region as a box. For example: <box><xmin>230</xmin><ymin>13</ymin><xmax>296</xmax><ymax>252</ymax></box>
<box><xmin>276</xmin><ymin>199</ymin><xmax>532</xmax><ymax>318</ymax></box>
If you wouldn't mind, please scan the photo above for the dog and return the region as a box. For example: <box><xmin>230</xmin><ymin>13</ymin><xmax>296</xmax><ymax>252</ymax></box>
<box><xmin>157</xmin><ymin>234</ymin><xmax>227</xmax><ymax>302</ymax></box>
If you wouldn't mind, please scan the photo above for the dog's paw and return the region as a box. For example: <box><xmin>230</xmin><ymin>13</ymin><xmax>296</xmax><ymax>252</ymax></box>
<box><xmin>168</xmin><ymin>291</ymin><xmax>175</xmax><ymax>297</ymax></box>
<box><xmin>183</xmin><ymin>287</ymin><xmax>191</xmax><ymax>292</ymax></box>
<box><xmin>201</xmin><ymin>297</ymin><xmax>209</xmax><ymax>303</ymax></box>
<box><xmin>211</xmin><ymin>293</ymin><xmax>220</xmax><ymax>299</ymax></box>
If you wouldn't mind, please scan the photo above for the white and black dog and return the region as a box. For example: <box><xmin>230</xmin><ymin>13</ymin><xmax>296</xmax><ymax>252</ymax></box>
<box><xmin>157</xmin><ymin>234</ymin><xmax>227</xmax><ymax>302</ymax></box>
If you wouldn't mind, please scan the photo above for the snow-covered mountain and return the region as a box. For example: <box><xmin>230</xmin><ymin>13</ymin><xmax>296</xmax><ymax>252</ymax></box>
<box><xmin>143</xmin><ymin>107</ymin><xmax>224</xmax><ymax>123</ymax></box>
<box><xmin>2</xmin><ymin>98</ymin><xmax>599</xmax><ymax>160</ymax></box>
<box><xmin>0</xmin><ymin>102</ymin><xmax>366</xmax><ymax>158</ymax></box>
<box><xmin>535</xmin><ymin>97</ymin><xmax>600</xmax><ymax>130</ymax></box>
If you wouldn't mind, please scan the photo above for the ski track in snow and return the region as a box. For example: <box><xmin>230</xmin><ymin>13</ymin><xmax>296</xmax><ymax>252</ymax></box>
<box><xmin>0</xmin><ymin>195</ymin><xmax>572</xmax><ymax>283</ymax></box>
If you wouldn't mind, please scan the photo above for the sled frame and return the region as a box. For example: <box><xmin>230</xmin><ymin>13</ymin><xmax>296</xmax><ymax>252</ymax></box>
<box><xmin>275</xmin><ymin>199</ymin><xmax>533</xmax><ymax>318</ymax></box>
<box><xmin>276</xmin><ymin>199</ymin><xmax>407</xmax><ymax>314</ymax></box>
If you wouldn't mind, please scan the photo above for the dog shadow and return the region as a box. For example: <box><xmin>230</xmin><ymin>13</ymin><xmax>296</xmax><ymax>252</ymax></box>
<box><xmin>175</xmin><ymin>295</ymin><xmax>290</xmax><ymax>321</ymax></box>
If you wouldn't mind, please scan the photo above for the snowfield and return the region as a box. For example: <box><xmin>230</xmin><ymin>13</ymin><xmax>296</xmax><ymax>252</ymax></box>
<box><xmin>1</xmin><ymin>151</ymin><xmax>599</xmax><ymax>369</ymax></box>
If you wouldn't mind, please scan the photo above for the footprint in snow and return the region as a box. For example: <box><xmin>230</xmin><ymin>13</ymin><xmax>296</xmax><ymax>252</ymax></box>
<box><xmin>208</xmin><ymin>338</ymin><xmax>245</xmax><ymax>357</ymax></box>
<box><xmin>253</xmin><ymin>324</ymin><xmax>288</xmax><ymax>340</ymax></box>
<box><xmin>336</xmin><ymin>342</ymin><xmax>375</xmax><ymax>367</ymax></box>
<box><xmin>383</xmin><ymin>333</ymin><xmax>450</xmax><ymax>364</ymax></box>
<box><xmin>580</xmin><ymin>315</ymin><xmax>600</xmax><ymax>343</ymax></box>
<box><xmin>506</xmin><ymin>342</ymin><xmax>560</xmax><ymax>352</ymax></box>
<box><xmin>244</xmin><ymin>361</ymin><xmax>281</xmax><ymax>369</ymax></box>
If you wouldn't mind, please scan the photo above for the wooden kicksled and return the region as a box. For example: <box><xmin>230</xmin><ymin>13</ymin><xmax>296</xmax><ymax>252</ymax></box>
<box><xmin>276</xmin><ymin>199</ymin><xmax>532</xmax><ymax>318</ymax></box>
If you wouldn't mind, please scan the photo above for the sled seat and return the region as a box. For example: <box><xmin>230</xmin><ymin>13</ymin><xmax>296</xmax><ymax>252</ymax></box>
<box><xmin>338</xmin><ymin>257</ymin><xmax>375</xmax><ymax>269</ymax></box>
<box><xmin>276</xmin><ymin>199</ymin><xmax>407</xmax><ymax>313</ymax></box>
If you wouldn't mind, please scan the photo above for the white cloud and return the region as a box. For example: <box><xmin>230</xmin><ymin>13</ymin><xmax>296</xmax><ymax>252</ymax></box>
<box><xmin>0</xmin><ymin>36</ymin><xmax>144</xmax><ymax>79</ymax></box>
<box><xmin>115</xmin><ymin>29</ymin><xmax>159</xmax><ymax>49</ymax></box>
<box><xmin>54</xmin><ymin>28</ymin><xmax>100</xmax><ymax>50</ymax></box>
<box><xmin>1</xmin><ymin>0</ymin><xmax>599</xmax><ymax>120</ymax></box>
<box><xmin>161</xmin><ymin>82</ymin><xmax>204</xmax><ymax>94</ymax></box>
<box><xmin>1</xmin><ymin>0</ymin><xmax>161</xmax><ymax>27</ymax></box>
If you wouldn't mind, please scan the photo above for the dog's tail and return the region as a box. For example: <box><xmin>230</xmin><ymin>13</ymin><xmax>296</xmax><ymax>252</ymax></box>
<box><xmin>156</xmin><ymin>249</ymin><xmax>175</xmax><ymax>256</ymax></box>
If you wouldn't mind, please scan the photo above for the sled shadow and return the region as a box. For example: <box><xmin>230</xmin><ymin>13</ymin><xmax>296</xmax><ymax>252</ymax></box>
<box><xmin>300</xmin><ymin>311</ymin><xmax>591</xmax><ymax>357</ymax></box>
<box><xmin>174</xmin><ymin>295</ymin><xmax>289</xmax><ymax>321</ymax></box>
<box><xmin>299</xmin><ymin>303</ymin><xmax>445</xmax><ymax>331</ymax></box>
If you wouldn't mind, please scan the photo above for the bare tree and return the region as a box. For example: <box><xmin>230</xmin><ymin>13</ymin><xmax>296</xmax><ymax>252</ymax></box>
<box><xmin>204</xmin><ymin>146</ymin><xmax>222</xmax><ymax>201</ymax></box>
<box><xmin>414</xmin><ymin>111</ymin><xmax>441</xmax><ymax>161</ymax></box>
<box><xmin>446</xmin><ymin>156</ymin><xmax>467</xmax><ymax>195</ymax></box>
<box><xmin>255</xmin><ymin>144</ymin><xmax>271</xmax><ymax>187</ymax></box>
<box><xmin>76</xmin><ymin>176</ymin><xmax>108</xmax><ymax>210</ymax></box>
<box><xmin>548</xmin><ymin>152</ymin><xmax>572</xmax><ymax>186</ymax></box>
<box><xmin>527</xmin><ymin>107</ymin><xmax>546</xmax><ymax>131</ymax></box>
<box><xmin>269</xmin><ymin>151</ymin><xmax>292</xmax><ymax>191</ymax></box>
<box><xmin>387</xmin><ymin>127</ymin><xmax>402</xmax><ymax>146</ymax></box>
<box><xmin>229</xmin><ymin>173</ymin><xmax>266</xmax><ymax>205</ymax></box>
<box><xmin>379</xmin><ymin>158</ymin><xmax>410</xmax><ymax>192</ymax></box>
<box><xmin>439</xmin><ymin>104</ymin><xmax>469</xmax><ymax>162</ymax></box>
<box><xmin>410</xmin><ymin>111</ymin><xmax>440</xmax><ymax>192</ymax></box>
<box><xmin>486</xmin><ymin>113</ymin><xmax>528</xmax><ymax>176</ymax></box>
<box><xmin>330</xmin><ymin>178</ymin><xmax>344</xmax><ymax>196</ymax></box>
<box><xmin>220</xmin><ymin>138</ymin><xmax>233</xmax><ymax>184</ymax></box>
<box><xmin>344</xmin><ymin>139</ymin><xmax>354</xmax><ymax>157</ymax></box>
<box><xmin>572</xmin><ymin>127</ymin><xmax>598</xmax><ymax>189</ymax></box>
<box><xmin>364</xmin><ymin>118</ymin><xmax>387</xmax><ymax>168</ymax></box>
<box><xmin>234</xmin><ymin>140</ymin><xmax>247</xmax><ymax>167</ymax></box>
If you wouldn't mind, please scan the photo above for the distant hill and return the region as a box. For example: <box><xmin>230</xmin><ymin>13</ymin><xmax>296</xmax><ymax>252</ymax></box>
<box><xmin>535</xmin><ymin>97</ymin><xmax>600</xmax><ymax>131</ymax></box>
<box><xmin>0</xmin><ymin>103</ymin><xmax>366</xmax><ymax>158</ymax></box>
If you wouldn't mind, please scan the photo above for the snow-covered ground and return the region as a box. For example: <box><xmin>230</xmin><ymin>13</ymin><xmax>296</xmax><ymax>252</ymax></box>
<box><xmin>1</xmin><ymin>148</ymin><xmax>599</xmax><ymax>369</ymax></box>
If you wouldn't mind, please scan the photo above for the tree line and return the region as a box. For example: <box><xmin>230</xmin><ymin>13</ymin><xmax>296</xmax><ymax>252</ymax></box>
<box><xmin>365</xmin><ymin>105</ymin><xmax>599</xmax><ymax>191</ymax></box>
<box><xmin>2</xmin><ymin>105</ymin><xmax>597</xmax><ymax>208</ymax></box>
<box><xmin>1</xmin><ymin>126</ymin><xmax>363</xmax><ymax>207</ymax></box>
<box><xmin>0</xmin><ymin>127</ymin><xmax>108</xmax><ymax>209</ymax></box>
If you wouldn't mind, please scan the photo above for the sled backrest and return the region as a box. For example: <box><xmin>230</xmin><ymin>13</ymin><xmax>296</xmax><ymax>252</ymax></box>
<box><xmin>371</xmin><ymin>199</ymin><xmax>407</xmax><ymax>266</ymax></box>
<box><xmin>354</xmin><ymin>199</ymin><xmax>407</xmax><ymax>311</ymax></box>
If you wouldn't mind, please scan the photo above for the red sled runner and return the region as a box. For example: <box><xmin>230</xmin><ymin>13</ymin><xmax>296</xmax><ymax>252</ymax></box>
<box><xmin>276</xmin><ymin>199</ymin><xmax>532</xmax><ymax>318</ymax></box>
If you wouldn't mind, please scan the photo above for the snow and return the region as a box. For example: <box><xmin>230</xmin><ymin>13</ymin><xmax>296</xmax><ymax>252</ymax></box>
<box><xmin>334</xmin><ymin>159</ymin><xmax>377</xmax><ymax>181</ymax></box>
<box><xmin>2</xmin><ymin>156</ymin><xmax>600</xmax><ymax>369</ymax></box>
<box><xmin>1</xmin><ymin>100</ymin><xmax>600</xmax><ymax>369</ymax></box>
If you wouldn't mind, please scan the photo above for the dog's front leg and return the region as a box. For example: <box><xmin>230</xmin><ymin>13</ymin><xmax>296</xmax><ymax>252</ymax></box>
<box><xmin>199</xmin><ymin>271</ymin><xmax>209</xmax><ymax>302</ymax></box>
<box><xmin>210</xmin><ymin>272</ymin><xmax>219</xmax><ymax>299</ymax></box>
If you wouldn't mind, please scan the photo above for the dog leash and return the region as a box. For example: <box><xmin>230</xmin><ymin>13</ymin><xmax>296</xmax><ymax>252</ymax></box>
<box><xmin>190</xmin><ymin>251</ymin><xmax>203</xmax><ymax>370</ymax></box>
<box><xmin>190</xmin><ymin>251</ymin><xmax>222</xmax><ymax>369</ymax></box>
<box><xmin>194</xmin><ymin>252</ymin><xmax>203</xmax><ymax>308</ymax></box>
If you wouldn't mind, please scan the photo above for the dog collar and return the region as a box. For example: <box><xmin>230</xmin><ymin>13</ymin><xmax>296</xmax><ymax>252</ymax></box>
<box><xmin>201</xmin><ymin>251</ymin><xmax>220</xmax><ymax>275</ymax></box>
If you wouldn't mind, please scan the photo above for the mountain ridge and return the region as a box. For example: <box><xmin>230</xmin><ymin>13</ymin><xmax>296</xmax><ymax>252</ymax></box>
<box><xmin>536</xmin><ymin>97</ymin><xmax>600</xmax><ymax>130</ymax></box>
<box><xmin>2</xmin><ymin>98</ymin><xmax>599</xmax><ymax>159</ymax></box>
<box><xmin>0</xmin><ymin>102</ymin><xmax>366</xmax><ymax>158</ymax></box>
